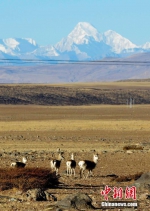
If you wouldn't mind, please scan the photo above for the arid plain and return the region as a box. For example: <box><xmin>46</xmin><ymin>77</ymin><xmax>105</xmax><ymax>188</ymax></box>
<box><xmin>0</xmin><ymin>82</ymin><xmax>150</xmax><ymax>210</ymax></box>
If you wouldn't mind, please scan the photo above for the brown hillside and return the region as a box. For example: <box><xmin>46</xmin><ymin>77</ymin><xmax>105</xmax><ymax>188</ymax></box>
<box><xmin>0</xmin><ymin>82</ymin><xmax>150</xmax><ymax>105</ymax></box>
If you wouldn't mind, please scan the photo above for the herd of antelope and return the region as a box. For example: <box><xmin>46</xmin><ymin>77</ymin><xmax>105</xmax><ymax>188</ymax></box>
<box><xmin>10</xmin><ymin>149</ymin><xmax>99</xmax><ymax>178</ymax></box>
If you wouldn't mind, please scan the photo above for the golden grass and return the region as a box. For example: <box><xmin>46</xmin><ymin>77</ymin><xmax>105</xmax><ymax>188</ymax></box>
<box><xmin>3</xmin><ymin>81</ymin><xmax>150</xmax><ymax>87</ymax></box>
<box><xmin>0</xmin><ymin>104</ymin><xmax>150</xmax><ymax>152</ymax></box>
<box><xmin>0</xmin><ymin>119</ymin><xmax>149</xmax><ymax>132</ymax></box>
<box><xmin>0</xmin><ymin>105</ymin><xmax>150</xmax><ymax>132</ymax></box>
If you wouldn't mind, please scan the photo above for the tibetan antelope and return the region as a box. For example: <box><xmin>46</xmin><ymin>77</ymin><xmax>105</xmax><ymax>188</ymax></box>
<box><xmin>50</xmin><ymin>150</ymin><xmax>64</xmax><ymax>175</ymax></box>
<box><xmin>78</xmin><ymin>153</ymin><xmax>99</xmax><ymax>178</ymax></box>
<box><xmin>66</xmin><ymin>153</ymin><xmax>76</xmax><ymax>176</ymax></box>
<box><xmin>11</xmin><ymin>157</ymin><xmax>27</xmax><ymax>168</ymax></box>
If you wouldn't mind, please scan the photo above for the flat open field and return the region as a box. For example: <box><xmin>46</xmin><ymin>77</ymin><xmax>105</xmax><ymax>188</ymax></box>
<box><xmin>0</xmin><ymin>104</ymin><xmax>150</xmax><ymax>210</ymax></box>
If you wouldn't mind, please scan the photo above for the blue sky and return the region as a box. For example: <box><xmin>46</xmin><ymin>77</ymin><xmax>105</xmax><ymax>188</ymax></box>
<box><xmin>1</xmin><ymin>0</ymin><xmax>150</xmax><ymax>46</ymax></box>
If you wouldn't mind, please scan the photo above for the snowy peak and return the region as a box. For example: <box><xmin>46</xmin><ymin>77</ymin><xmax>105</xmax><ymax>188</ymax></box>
<box><xmin>55</xmin><ymin>22</ymin><xmax>102</xmax><ymax>53</ymax></box>
<box><xmin>68</xmin><ymin>22</ymin><xmax>100</xmax><ymax>44</ymax></box>
<box><xmin>34</xmin><ymin>45</ymin><xmax>59</xmax><ymax>57</ymax></box>
<box><xmin>3</xmin><ymin>38</ymin><xmax>19</xmax><ymax>50</ymax></box>
<box><xmin>13</xmin><ymin>38</ymin><xmax>38</xmax><ymax>54</ymax></box>
<box><xmin>0</xmin><ymin>38</ymin><xmax>38</xmax><ymax>55</ymax></box>
<box><xmin>0</xmin><ymin>21</ymin><xmax>150</xmax><ymax>62</ymax></box>
<box><xmin>55</xmin><ymin>22</ymin><xmax>139</xmax><ymax>56</ymax></box>
<box><xmin>102</xmin><ymin>30</ymin><xmax>137</xmax><ymax>53</ymax></box>
<box><xmin>142</xmin><ymin>42</ymin><xmax>150</xmax><ymax>49</ymax></box>
<box><xmin>23</xmin><ymin>38</ymin><xmax>37</xmax><ymax>46</ymax></box>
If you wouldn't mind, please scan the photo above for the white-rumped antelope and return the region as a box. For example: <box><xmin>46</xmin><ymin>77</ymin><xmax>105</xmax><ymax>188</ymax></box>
<box><xmin>11</xmin><ymin>157</ymin><xmax>27</xmax><ymax>168</ymax></box>
<box><xmin>66</xmin><ymin>153</ymin><xmax>76</xmax><ymax>176</ymax></box>
<box><xmin>78</xmin><ymin>153</ymin><xmax>98</xmax><ymax>178</ymax></box>
<box><xmin>50</xmin><ymin>150</ymin><xmax>64</xmax><ymax>175</ymax></box>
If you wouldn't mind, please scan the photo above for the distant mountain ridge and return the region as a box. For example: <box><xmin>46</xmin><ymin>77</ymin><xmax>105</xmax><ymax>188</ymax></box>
<box><xmin>0</xmin><ymin>22</ymin><xmax>150</xmax><ymax>63</ymax></box>
<box><xmin>1</xmin><ymin>22</ymin><xmax>150</xmax><ymax>83</ymax></box>
<box><xmin>1</xmin><ymin>52</ymin><xmax>150</xmax><ymax>83</ymax></box>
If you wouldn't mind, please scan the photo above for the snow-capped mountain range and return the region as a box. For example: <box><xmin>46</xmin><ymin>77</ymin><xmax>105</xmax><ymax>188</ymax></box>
<box><xmin>0</xmin><ymin>22</ymin><xmax>150</xmax><ymax>63</ymax></box>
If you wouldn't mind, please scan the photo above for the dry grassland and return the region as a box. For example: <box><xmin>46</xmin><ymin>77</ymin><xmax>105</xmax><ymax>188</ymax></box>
<box><xmin>0</xmin><ymin>104</ymin><xmax>150</xmax><ymax>210</ymax></box>
<box><xmin>0</xmin><ymin>104</ymin><xmax>150</xmax><ymax>151</ymax></box>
